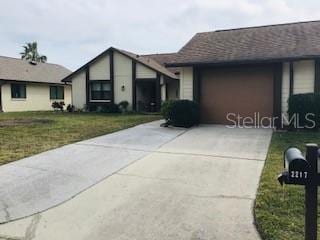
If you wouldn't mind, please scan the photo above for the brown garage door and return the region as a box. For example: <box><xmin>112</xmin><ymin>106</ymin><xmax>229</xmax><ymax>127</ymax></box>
<box><xmin>200</xmin><ymin>65</ymin><xmax>274</xmax><ymax>125</ymax></box>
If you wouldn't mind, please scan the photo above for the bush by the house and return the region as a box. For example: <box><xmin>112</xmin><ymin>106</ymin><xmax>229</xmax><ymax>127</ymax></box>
<box><xmin>66</xmin><ymin>104</ymin><xmax>75</xmax><ymax>113</ymax></box>
<box><xmin>52</xmin><ymin>101</ymin><xmax>65</xmax><ymax>112</ymax></box>
<box><xmin>162</xmin><ymin>100</ymin><xmax>200</xmax><ymax>128</ymax></box>
<box><xmin>87</xmin><ymin>103</ymin><xmax>120</xmax><ymax>113</ymax></box>
<box><xmin>161</xmin><ymin>100</ymin><xmax>175</xmax><ymax>121</ymax></box>
<box><xmin>118</xmin><ymin>101</ymin><xmax>129</xmax><ymax>113</ymax></box>
<box><xmin>288</xmin><ymin>93</ymin><xmax>320</xmax><ymax>129</ymax></box>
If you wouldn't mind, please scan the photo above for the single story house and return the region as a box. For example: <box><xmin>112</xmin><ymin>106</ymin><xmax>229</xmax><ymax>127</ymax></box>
<box><xmin>0</xmin><ymin>56</ymin><xmax>72</xmax><ymax>112</ymax></box>
<box><xmin>166</xmin><ymin>20</ymin><xmax>320</xmax><ymax>127</ymax></box>
<box><xmin>62</xmin><ymin>47</ymin><xmax>179</xmax><ymax>112</ymax></box>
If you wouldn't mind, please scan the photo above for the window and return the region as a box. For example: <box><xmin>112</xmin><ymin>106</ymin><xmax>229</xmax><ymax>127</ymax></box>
<box><xmin>90</xmin><ymin>81</ymin><xmax>111</xmax><ymax>101</ymax></box>
<box><xmin>11</xmin><ymin>83</ymin><xmax>26</xmax><ymax>99</ymax></box>
<box><xmin>50</xmin><ymin>86</ymin><xmax>64</xmax><ymax>100</ymax></box>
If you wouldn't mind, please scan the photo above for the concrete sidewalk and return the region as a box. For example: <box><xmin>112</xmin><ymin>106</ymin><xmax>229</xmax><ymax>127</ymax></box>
<box><xmin>0</xmin><ymin>121</ymin><xmax>185</xmax><ymax>223</ymax></box>
<box><xmin>0</xmin><ymin>125</ymin><xmax>272</xmax><ymax>240</ymax></box>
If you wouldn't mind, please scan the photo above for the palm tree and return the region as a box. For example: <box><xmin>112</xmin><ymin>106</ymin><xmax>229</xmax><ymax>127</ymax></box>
<box><xmin>20</xmin><ymin>42</ymin><xmax>47</xmax><ymax>63</ymax></box>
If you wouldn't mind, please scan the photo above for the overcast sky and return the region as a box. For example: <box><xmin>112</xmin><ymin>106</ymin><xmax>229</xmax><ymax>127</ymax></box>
<box><xmin>1</xmin><ymin>0</ymin><xmax>320</xmax><ymax>70</ymax></box>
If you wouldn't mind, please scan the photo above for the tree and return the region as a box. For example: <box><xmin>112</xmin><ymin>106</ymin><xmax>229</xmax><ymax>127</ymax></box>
<box><xmin>20</xmin><ymin>42</ymin><xmax>47</xmax><ymax>63</ymax></box>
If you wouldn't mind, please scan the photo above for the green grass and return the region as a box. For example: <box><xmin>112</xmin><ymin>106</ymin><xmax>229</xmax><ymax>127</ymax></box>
<box><xmin>0</xmin><ymin>111</ymin><xmax>160</xmax><ymax>166</ymax></box>
<box><xmin>255</xmin><ymin>131</ymin><xmax>320</xmax><ymax>240</ymax></box>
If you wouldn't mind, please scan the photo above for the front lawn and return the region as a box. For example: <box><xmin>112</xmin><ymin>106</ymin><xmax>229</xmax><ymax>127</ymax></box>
<box><xmin>0</xmin><ymin>111</ymin><xmax>160</xmax><ymax>165</ymax></box>
<box><xmin>255</xmin><ymin>131</ymin><xmax>320</xmax><ymax>240</ymax></box>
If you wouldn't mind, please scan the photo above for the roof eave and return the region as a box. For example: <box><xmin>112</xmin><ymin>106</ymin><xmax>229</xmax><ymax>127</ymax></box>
<box><xmin>1</xmin><ymin>79</ymin><xmax>69</xmax><ymax>85</ymax></box>
<box><xmin>166</xmin><ymin>55</ymin><xmax>320</xmax><ymax>67</ymax></box>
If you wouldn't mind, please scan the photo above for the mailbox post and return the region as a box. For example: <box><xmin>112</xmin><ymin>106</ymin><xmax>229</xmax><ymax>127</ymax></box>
<box><xmin>305</xmin><ymin>144</ymin><xmax>318</xmax><ymax>240</ymax></box>
<box><xmin>278</xmin><ymin>144</ymin><xmax>319</xmax><ymax>240</ymax></box>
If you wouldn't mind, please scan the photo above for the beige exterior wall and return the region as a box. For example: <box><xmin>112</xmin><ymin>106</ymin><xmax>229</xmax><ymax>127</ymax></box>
<box><xmin>69</xmin><ymin>50</ymin><xmax>176</xmax><ymax>111</ymax></box>
<box><xmin>89</xmin><ymin>54</ymin><xmax>110</xmax><ymax>80</ymax></box>
<box><xmin>282</xmin><ymin>60</ymin><xmax>315</xmax><ymax>116</ymax></box>
<box><xmin>281</xmin><ymin>62</ymin><xmax>290</xmax><ymax>117</ymax></box>
<box><xmin>1</xmin><ymin>82</ymin><xmax>71</xmax><ymax>112</ymax></box>
<box><xmin>136</xmin><ymin>63</ymin><xmax>157</xmax><ymax>79</ymax></box>
<box><xmin>167</xmin><ymin>80</ymin><xmax>179</xmax><ymax>100</ymax></box>
<box><xmin>71</xmin><ymin>71</ymin><xmax>86</xmax><ymax>109</ymax></box>
<box><xmin>114</xmin><ymin>51</ymin><xmax>133</xmax><ymax>108</ymax></box>
<box><xmin>179</xmin><ymin>67</ymin><xmax>193</xmax><ymax>100</ymax></box>
<box><xmin>160</xmin><ymin>76</ymin><xmax>166</xmax><ymax>102</ymax></box>
<box><xmin>293</xmin><ymin>60</ymin><xmax>315</xmax><ymax>94</ymax></box>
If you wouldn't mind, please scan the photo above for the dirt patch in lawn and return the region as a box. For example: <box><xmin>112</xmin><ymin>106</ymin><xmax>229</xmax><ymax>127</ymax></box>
<box><xmin>0</xmin><ymin>119</ymin><xmax>54</xmax><ymax>127</ymax></box>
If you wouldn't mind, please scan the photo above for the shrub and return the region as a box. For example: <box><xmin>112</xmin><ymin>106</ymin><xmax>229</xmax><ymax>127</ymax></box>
<box><xmin>52</xmin><ymin>101</ymin><xmax>65</xmax><ymax>112</ymax></box>
<box><xmin>66</xmin><ymin>104</ymin><xmax>75</xmax><ymax>113</ymax></box>
<box><xmin>87</xmin><ymin>103</ymin><xmax>120</xmax><ymax>113</ymax></box>
<box><xmin>118</xmin><ymin>101</ymin><xmax>129</xmax><ymax>113</ymax></box>
<box><xmin>161</xmin><ymin>100</ymin><xmax>175</xmax><ymax>121</ymax></box>
<box><xmin>167</xmin><ymin>100</ymin><xmax>200</xmax><ymax>128</ymax></box>
<box><xmin>288</xmin><ymin>93</ymin><xmax>320</xmax><ymax>129</ymax></box>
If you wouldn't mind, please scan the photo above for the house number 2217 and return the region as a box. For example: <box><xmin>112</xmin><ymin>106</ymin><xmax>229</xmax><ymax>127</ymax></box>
<box><xmin>291</xmin><ymin>171</ymin><xmax>308</xmax><ymax>179</ymax></box>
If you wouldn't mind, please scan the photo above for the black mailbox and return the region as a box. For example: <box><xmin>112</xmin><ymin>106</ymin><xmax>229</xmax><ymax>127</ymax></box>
<box><xmin>284</xmin><ymin>147</ymin><xmax>310</xmax><ymax>185</ymax></box>
<box><xmin>277</xmin><ymin>144</ymin><xmax>319</xmax><ymax>240</ymax></box>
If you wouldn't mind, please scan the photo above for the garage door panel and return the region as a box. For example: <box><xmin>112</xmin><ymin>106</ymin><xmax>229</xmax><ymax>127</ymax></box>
<box><xmin>200</xmin><ymin>66</ymin><xmax>274</xmax><ymax>125</ymax></box>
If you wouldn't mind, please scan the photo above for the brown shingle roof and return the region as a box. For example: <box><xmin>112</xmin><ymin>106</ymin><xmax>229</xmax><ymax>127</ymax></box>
<box><xmin>141</xmin><ymin>53</ymin><xmax>180</xmax><ymax>74</ymax></box>
<box><xmin>0</xmin><ymin>56</ymin><xmax>71</xmax><ymax>84</ymax></box>
<box><xmin>116</xmin><ymin>49</ymin><xmax>178</xmax><ymax>79</ymax></box>
<box><xmin>168</xmin><ymin>20</ymin><xmax>320</xmax><ymax>66</ymax></box>
<box><xmin>142</xmin><ymin>53</ymin><xmax>177</xmax><ymax>66</ymax></box>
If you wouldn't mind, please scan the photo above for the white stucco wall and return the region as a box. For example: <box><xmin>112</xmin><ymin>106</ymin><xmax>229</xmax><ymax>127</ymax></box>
<box><xmin>136</xmin><ymin>63</ymin><xmax>157</xmax><ymax>79</ymax></box>
<box><xmin>282</xmin><ymin>60</ymin><xmax>315</xmax><ymax>116</ymax></box>
<box><xmin>114</xmin><ymin>51</ymin><xmax>133</xmax><ymax>108</ymax></box>
<box><xmin>179</xmin><ymin>67</ymin><xmax>193</xmax><ymax>100</ymax></box>
<box><xmin>89</xmin><ymin>54</ymin><xmax>110</xmax><ymax>80</ymax></box>
<box><xmin>71</xmin><ymin>71</ymin><xmax>86</xmax><ymax>109</ymax></box>
<box><xmin>1</xmin><ymin>83</ymin><xmax>71</xmax><ymax>112</ymax></box>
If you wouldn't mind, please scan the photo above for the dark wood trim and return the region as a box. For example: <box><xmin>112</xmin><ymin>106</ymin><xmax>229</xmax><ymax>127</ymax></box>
<box><xmin>63</xmin><ymin>47</ymin><xmax>178</xmax><ymax>83</ymax></box>
<box><xmin>166</xmin><ymin>56</ymin><xmax>320</xmax><ymax>68</ymax></box>
<box><xmin>85</xmin><ymin>66</ymin><xmax>90</xmax><ymax>106</ymax></box>
<box><xmin>289</xmin><ymin>62</ymin><xmax>294</xmax><ymax>96</ymax></box>
<box><xmin>88</xmin><ymin>80</ymin><xmax>112</xmax><ymax>102</ymax></box>
<box><xmin>273</xmin><ymin>63</ymin><xmax>283</xmax><ymax>128</ymax></box>
<box><xmin>314</xmin><ymin>59</ymin><xmax>320</xmax><ymax>93</ymax></box>
<box><xmin>110</xmin><ymin>50</ymin><xmax>114</xmax><ymax>104</ymax></box>
<box><xmin>0</xmin><ymin>79</ymin><xmax>68</xmax><ymax>86</ymax></box>
<box><xmin>132</xmin><ymin>61</ymin><xmax>137</xmax><ymax>111</ymax></box>
<box><xmin>193</xmin><ymin>66</ymin><xmax>200</xmax><ymax>103</ymax></box>
<box><xmin>155</xmin><ymin>73</ymin><xmax>161</xmax><ymax>112</ymax></box>
<box><xmin>62</xmin><ymin>48</ymin><xmax>112</xmax><ymax>82</ymax></box>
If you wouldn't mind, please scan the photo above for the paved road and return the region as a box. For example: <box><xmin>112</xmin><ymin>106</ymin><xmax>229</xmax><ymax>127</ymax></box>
<box><xmin>0</xmin><ymin>124</ymin><xmax>272</xmax><ymax>240</ymax></box>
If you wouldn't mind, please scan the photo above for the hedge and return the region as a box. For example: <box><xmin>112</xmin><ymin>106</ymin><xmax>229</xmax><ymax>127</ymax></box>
<box><xmin>161</xmin><ymin>100</ymin><xmax>200</xmax><ymax>128</ymax></box>
<box><xmin>288</xmin><ymin>93</ymin><xmax>320</xmax><ymax>129</ymax></box>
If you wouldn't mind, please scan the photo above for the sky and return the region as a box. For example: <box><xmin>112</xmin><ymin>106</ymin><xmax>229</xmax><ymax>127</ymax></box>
<box><xmin>1</xmin><ymin>0</ymin><xmax>320</xmax><ymax>70</ymax></box>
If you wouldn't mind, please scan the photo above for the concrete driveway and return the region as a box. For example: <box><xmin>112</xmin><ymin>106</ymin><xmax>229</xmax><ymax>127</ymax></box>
<box><xmin>0</xmin><ymin>123</ymin><xmax>272</xmax><ymax>240</ymax></box>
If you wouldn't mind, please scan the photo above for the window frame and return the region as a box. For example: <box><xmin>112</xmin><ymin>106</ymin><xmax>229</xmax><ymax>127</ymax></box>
<box><xmin>50</xmin><ymin>86</ymin><xmax>65</xmax><ymax>100</ymax></box>
<box><xmin>89</xmin><ymin>80</ymin><xmax>112</xmax><ymax>102</ymax></box>
<box><xmin>11</xmin><ymin>83</ymin><xmax>27</xmax><ymax>99</ymax></box>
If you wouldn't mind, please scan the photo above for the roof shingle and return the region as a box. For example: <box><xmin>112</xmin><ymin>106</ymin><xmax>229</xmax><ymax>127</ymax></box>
<box><xmin>0</xmin><ymin>56</ymin><xmax>71</xmax><ymax>84</ymax></box>
<box><xmin>141</xmin><ymin>53</ymin><xmax>179</xmax><ymax>74</ymax></box>
<box><xmin>167</xmin><ymin>20</ymin><xmax>320</xmax><ymax>66</ymax></box>
<box><xmin>116</xmin><ymin>49</ymin><xmax>178</xmax><ymax>79</ymax></box>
